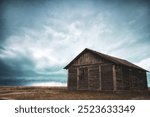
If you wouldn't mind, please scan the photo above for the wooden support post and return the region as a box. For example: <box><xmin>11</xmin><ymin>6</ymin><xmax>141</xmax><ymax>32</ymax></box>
<box><xmin>99</xmin><ymin>65</ymin><xmax>102</xmax><ymax>90</ymax></box>
<box><xmin>112</xmin><ymin>65</ymin><xmax>117</xmax><ymax>91</ymax></box>
<box><xmin>77</xmin><ymin>68</ymin><xmax>79</xmax><ymax>90</ymax></box>
<box><xmin>67</xmin><ymin>69</ymin><xmax>69</xmax><ymax>90</ymax></box>
<box><xmin>87</xmin><ymin>67</ymin><xmax>90</xmax><ymax>90</ymax></box>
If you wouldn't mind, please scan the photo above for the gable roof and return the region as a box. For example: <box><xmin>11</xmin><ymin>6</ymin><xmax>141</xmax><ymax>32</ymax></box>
<box><xmin>64</xmin><ymin>48</ymin><xmax>147</xmax><ymax>71</ymax></box>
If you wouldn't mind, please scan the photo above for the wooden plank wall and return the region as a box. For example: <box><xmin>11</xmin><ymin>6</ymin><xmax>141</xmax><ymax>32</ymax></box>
<box><xmin>73</xmin><ymin>52</ymin><xmax>103</xmax><ymax>66</ymax></box>
<box><xmin>101</xmin><ymin>65</ymin><xmax>114</xmax><ymax>90</ymax></box>
<box><xmin>133</xmin><ymin>70</ymin><xmax>148</xmax><ymax>90</ymax></box>
<box><xmin>137</xmin><ymin>71</ymin><xmax>144</xmax><ymax>90</ymax></box>
<box><xmin>122</xmin><ymin>67</ymin><xmax>148</xmax><ymax>90</ymax></box>
<box><xmin>68</xmin><ymin>65</ymin><xmax>147</xmax><ymax>91</ymax></box>
<box><xmin>68</xmin><ymin>67</ymin><xmax>77</xmax><ymax>90</ymax></box>
<box><xmin>142</xmin><ymin>72</ymin><xmax>148</xmax><ymax>90</ymax></box>
<box><xmin>115</xmin><ymin>65</ymin><xmax>123</xmax><ymax>90</ymax></box>
<box><xmin>88</xmin><ymin>65</ymin><xmax>100</xmax><ymax>90</ymax></box>
<box><xmin>78</xmin><ymin>67</ymin><xmax>88</xmax><ymax>90</ymax></box>
<box><xmin>122</xmin><ymin>67</ymin><xmax>130</xmax><ymax>90</ymax></box>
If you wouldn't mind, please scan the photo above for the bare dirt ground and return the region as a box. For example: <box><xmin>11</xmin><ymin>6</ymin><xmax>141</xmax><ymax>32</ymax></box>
<box><xmin>0</xmin><ymin>86</ymin><xmax>150</xmax><ymax>100</ymax></box>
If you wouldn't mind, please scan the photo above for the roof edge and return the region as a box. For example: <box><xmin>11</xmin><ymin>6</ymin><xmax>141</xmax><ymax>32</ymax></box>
<box><xmin>64</xmin><ymin>48</ymin><xmax>89</xmax><ymax>69</ymax></box>
<box><xmin>64</xmin><ymin>48</ymin><xmax>148</xmax><ymax>72</ymax></box>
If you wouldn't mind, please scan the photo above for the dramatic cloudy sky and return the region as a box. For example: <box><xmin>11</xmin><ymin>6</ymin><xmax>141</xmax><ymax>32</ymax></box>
<box><xmin>0</xmin><ymin>0</ymin><xmax>150</xmax><ymax>85</ymax></box>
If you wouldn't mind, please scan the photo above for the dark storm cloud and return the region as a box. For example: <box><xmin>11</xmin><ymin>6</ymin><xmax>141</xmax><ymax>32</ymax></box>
<box><xmin>0</xmin><ymin>46</ymin><xmax>5</xmax><ymax>51</ymax></box>
<box><xmin>0</xmin><ymin>51</ymin><xmax>36</xmax><ymax>76</ymax></box>
<box><xmin>0</xmin><ymin>59</ymin><xmax>12</xmax><ymax>76</ymax></box>
<box><xmin>0</xmin><ymin>0</ymin><xmax>51</xmax><ymax>42</ymax></box>
<box><xmin>0</xmin><ymin>58</ymin><xmax>25</xmax><ymax>76</ymax></box>
<box><xmin>0</xmin><ymin>0</ymin><xmax>6</xmax><ymax>42</ymax></box>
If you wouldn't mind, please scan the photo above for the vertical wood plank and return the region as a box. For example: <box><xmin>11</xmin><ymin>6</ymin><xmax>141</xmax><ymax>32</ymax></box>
<box><xmin>77</xmin><ymin>67</ymin><xmax>79</xmax><ymax>90</ymax></box>
<box><xmin>87</xmin><ymin>67</ymin><xmax>89</xmax><ymax>90</ymax></box>
<box><xmin>67</xmin><ymin>70</ymin><xmax>69</xmax><ymax>90</ymax></box>
<box><xmin>99</xmin><ymin>65</ymin><xmax>102</xmax><ymax>90</ymax></box>
<box><xmin>113</xmin><ymin>65</ymin><xmax>117</xmax><ymax>91</ymax></box>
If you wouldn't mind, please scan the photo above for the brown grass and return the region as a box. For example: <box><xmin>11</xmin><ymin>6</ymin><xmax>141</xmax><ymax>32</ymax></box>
<box><xmin>0</xmin><ymin>86</ymin><xmax>150</xmax><ymax>100</ymax></box>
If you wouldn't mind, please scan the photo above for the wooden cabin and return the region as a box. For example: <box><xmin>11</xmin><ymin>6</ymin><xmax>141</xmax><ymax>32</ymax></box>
<box><xmin>64</xmin><ymin>48</ymin><xmax>148</xmax><ymax>91</ymax></box>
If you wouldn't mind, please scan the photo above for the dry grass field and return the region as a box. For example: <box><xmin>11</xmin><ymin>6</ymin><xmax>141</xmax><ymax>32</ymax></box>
<box><xmin>0</xmin><ymin>86</ymin><xmax>150</xmax><ymax>100</ymax></box>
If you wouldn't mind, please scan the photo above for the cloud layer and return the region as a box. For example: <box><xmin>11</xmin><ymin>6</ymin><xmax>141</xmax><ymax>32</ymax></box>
<box><xmin>0</xmin><ymin>0</ymin><xmax>150</xmax><ymax>85</ymax></box>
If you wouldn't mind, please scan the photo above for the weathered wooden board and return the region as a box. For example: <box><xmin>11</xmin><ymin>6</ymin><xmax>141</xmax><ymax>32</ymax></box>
<box><xmin>115</xmin><ymin>65</ymin><xmax>123</xmax><ymax>90</ymax></box>
<box><xmin>68</xmin><ymin>67</ymin><xmax>77</xmax><ymax>90</ymax></box>
<box><xmin>122</xmin><ymin>67</ymin><xmax>130</xmax><ymax>90</ymax></box>
<box><xmin>72</xmin><ymin>52</ymin><xmax>104</xmax><ymax>66</ymax></box>
<box><xmin>88</xmin><ymin>65</ymin><xmax>100</xmax><ymax>90</ymax></box>
<box><xmin>101</xmin><ymin>65</ymin><xmax>113</xmax><ymax>90</ymax></box>
<box><xmin>78</xmin><ymin>67</ymin><xmax>88</xmax><ymax>90</ymax></box>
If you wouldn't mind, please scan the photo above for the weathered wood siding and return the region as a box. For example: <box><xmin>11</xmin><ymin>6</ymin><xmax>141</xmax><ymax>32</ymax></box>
<box><xmin>72</xmin><ymin>52</ymin><xmax>104</xmax><ymax>66</ymax></box>
<box><xmin>119</xmin><ymin>67</ymin><xmax>148</xmax><ymax>90</ymax></box>
<box><xmin>141</xmin><ymin>72</ymin><xmax>148</xmax><ymax>90</ymax></box>
<box><xmin>88</xmin><ymin>65</ymin><xmax>100</xmax><ymax>90</ymax></box>
<box><xmin>122</xmin><ymin>67</ymin><xmax>130</xmax><ymax>90</ymax></box>
<box><xmin>101</xmin><ymin>64</ymin><xmax>113</xmax><ymax>90</ymax></box>
<box><xmin>139</xmin><ymin>71</ymin><xmax>147</xmax><ymax>90</ymax></box>
<box><xmin>115</xmin><ymin>65</ymin><xmax>123</xmax><ymax>90</ymax></box>
<box><xmin>138</xmin><ymin>70</ymin><xmax>147</xmax><ymax>90</ymax></box>
<box><xmin>68</xmin><ymin>51</ymin><xmax>114</xmax><ymax>90</ymax></box>
<box><xmin>68</xmin><ymin>67</ymin><xmax>77</xmax><ymax>90</ymax></box>
<box><xmin>78</xmin><ymin>67</ymin><xmax>88</xmax><ymax>90</ymax></box>
<box><xmin>128</xmin><ymin>69</ymin><xmax>136</xmax><ymax>90</ymax></box>
<box><xmin>128</xmin><ymin>69</ymin><xmax>148</xmax><ymax>90</ymax></box>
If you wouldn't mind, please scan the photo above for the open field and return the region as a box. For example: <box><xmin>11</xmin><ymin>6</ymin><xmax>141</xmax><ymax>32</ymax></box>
<box><xmin>0</xmin><ymin>86</ymin><xmax>150</xmax><ymax>100</ymax></box>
